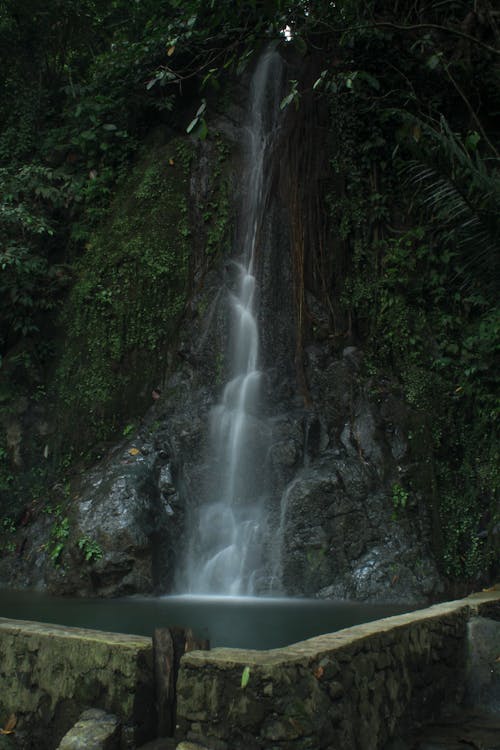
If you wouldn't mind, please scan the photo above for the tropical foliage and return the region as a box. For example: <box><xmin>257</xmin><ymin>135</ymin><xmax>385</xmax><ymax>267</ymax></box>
<box><xmin>0</xmin><ymin>0</ymin><xmax>498</xmax><ymax>583</ymax></box>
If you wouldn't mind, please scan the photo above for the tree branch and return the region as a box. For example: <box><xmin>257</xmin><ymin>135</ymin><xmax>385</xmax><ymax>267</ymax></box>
<box><xmin>372</xmin><ymin>21</ymin><xmax>500</xmax><ymax>56</ymax></box>
<box><xmin>442</xmin><ymin>63</ymin><xmax>499</xmax><ymax>157</ymax></box>
<box><xmin>314</xmin><ymin>19</ymin><xmax>500</xmax><ymax>56</ymax></box>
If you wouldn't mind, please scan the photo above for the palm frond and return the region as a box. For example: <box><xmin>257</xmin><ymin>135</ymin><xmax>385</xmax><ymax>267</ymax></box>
<box><xmin>399</xmin><ymin>114</ymin><xmax>500</xmax><ymax>293</ymax></box>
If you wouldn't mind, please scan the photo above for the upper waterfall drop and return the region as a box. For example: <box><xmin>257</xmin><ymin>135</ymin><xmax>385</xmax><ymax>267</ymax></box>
<box><xmin>179</xmin><ymin>49</ymin><xmax>285</xmax><ymax>596</ymax></box>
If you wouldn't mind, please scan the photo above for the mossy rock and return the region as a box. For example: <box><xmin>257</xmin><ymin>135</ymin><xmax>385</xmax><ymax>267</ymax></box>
<box><xmin>53</xmin><ymin>137</ymin><xmax>192</xmax><ymax>452</ymax></box>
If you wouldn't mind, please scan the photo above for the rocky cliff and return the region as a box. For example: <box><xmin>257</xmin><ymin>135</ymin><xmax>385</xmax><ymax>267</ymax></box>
<box><xmin>0</xmin><ymin>67</ymin><xmax>445</xmax><ymax>602</ymax></box>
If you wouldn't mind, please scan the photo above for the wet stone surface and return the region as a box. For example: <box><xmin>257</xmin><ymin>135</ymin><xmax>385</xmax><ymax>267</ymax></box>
<box><xmin>0</xmin><ymin>111</ymin><xmax>445</xmax><ymax>603</ymax></box>
<box><xmin>386</xmin><ymin>712</ymin><xmax>500</xmax><ymax>750</ymax></box>
<box><xmin>176</xmin><ymin>591</ymin><xmax>500</xmax><ymax>750</ymax></box>
<box><xmin>0</xmin><ymin>619</ymin><xmax>155</xmax><ymax>750</ymax></box>
<box><xmin>56</xmin><ymin>709</ymin><xmax>120</xmax><ymax>750</ymax></box>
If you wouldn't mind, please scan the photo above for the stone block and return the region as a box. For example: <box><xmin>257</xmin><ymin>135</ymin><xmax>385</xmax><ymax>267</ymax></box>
<box><xmin>56</xmin><ymin>709</ymin><xmax>120</xmax><ymax>750</ymax></box>
<box><xmin>327</xmin><ymin>681</ymin><xmax>344</xmax><ymax>700</ymax></box>
<box><xmin>466</xmin><ymin>616</ymin><xmax>500</xmax><ymax>713</ymax></box>
<box><xmin>0</xmin><ymin>618</ymin><xmax>155</xmax><ymax>750</ymax></box>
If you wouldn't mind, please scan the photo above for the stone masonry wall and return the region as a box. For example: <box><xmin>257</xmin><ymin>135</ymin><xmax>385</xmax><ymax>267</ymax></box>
<box><xmin>0</xmin><ymin>618</ymin><xmax>155</xmax><ymax>750</ymax></box>
<box><xmin>176</xmin><ymin>590</ymin><xmax>500</xmax><ymax>750</ymax></box>
<box><xmin>0</xmin><ymin>590</ymin><xmax>498</xmax><ymax>750</ymax></box>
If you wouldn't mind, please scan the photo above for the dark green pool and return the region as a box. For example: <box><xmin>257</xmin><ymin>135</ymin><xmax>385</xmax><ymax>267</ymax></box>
<box><xmin>0</xmin><ymin>589</ymin><xmax>417</xmax><ymax>649</ymax></box>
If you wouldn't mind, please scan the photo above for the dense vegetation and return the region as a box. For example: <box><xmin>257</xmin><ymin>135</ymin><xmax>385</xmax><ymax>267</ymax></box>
<box><xmin>0</xmin><ymin>0</ymin><xmax>498</xmax><ymax>585</ymax></box>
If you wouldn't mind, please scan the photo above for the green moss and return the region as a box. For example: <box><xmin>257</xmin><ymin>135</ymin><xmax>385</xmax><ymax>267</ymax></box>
<box><xmin>346</xmin><ymin>228</ymin><xmax>498</xmax><ymax>580</ymax></box>
<box><xmin>203</xmin><ymin>136</ymin><xmax>231</xmax><ymax>256</ymax></box>
<box><xmin>325</xmin><ymin>94</ymin><xmax>498</xmax><ymax>584</ymax></box>
<box><xmin>53</xmin><ymin>138</ymin><xmax>192</xmax><ymax>452</ymax></box>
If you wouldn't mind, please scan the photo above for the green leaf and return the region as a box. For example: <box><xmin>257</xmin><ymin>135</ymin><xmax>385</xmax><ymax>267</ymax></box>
<box><xmin>427</xmin><ymin>54</ymin><xmax>440</xmax><ymax>70</ymax></box>
<box><xmin>241</xmin><ymin>666</ymin><xmax>250</xmax><ymax>688</ymax></box>
<box><xmin>465</xmin><ymin>131</ymin><xmax>480</xmax><ymax>151</ymax></box>
<box><xmin>236</xmin><ymin>49</ymin><xmax>254</xmax><ymax>76</ymax></box>
<box><xmin>360</xmin><ymin>72</ymin><xmax>380</xmax><ymax>91</ymax></box>
<box><xmin>186</xmin><ymin>116</ymin><xmax>199</xmax><ymax>134</ymax></box>
<box><xmin>201</xmin><ymin>68</ymin><xmax>218</xmax><ymax>89</ymax></box>
<box><xmin>195</xmin><ymin>118</ymin><xmax>208</xmax><ymax>140</ymax></box>
<box><xmin>280</xmin><ymin>93</ymin><xmax>294</xmax><ymax>110</ymax></box>
<box><xmin>196</xmin><ymin>100</ymin><xmax>207</xmax><ymax>117</ymax></box>
<box><xmin>313</xmin><ymin>73</ymin><xmax>326</xmax><ymax>90</ymax></box>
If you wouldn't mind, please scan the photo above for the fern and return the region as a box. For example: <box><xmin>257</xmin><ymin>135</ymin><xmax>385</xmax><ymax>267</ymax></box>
<box><xmin>400</xmin><ymin>114</ymin><xmax>500</xmax><ymax>293</ymax></box>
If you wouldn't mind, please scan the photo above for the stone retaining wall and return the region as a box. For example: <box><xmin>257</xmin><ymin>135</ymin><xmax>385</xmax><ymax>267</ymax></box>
<box><xmin>0</xmin><ymin>618</ymin><xmax>155</xmax><ymax>750</ymax></box>
<box><xmin>0</xmin><ymin>590</ymin><xmax>498</xmax><ymax>750</ymax></box>
<box><xmin>176</xmin><ymin>590</ymin><xmax>500</xmax><ymax>750</ymax></box>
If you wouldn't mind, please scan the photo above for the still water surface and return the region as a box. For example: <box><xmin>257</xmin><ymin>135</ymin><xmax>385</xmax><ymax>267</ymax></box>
<box><xmin>0</xmin><ymin>590</ymin><xmax>416</xmax><ymax>649</ymax></box>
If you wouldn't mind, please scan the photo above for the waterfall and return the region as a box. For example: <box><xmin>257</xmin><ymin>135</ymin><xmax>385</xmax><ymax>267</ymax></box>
<box><xmin>179</xmin><ymin>49</ymin><xmax>284</xmax><ymax>596</ymax></box>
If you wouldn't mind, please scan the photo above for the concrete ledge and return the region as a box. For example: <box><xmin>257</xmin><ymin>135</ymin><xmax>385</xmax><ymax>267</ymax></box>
<box><xmin>0</xmin><ymin>618</ymin><xmax>155</xmax><ymax>750</ymax></box>
<box><xmin>176</xmin><ymin>589</ymin><xmax>500</xmax><ymax>750</ymax></box>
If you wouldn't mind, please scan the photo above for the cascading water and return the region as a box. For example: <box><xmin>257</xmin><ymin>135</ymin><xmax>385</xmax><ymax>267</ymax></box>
<box><xmin>179</xmin><ymin>49</ymin><xmax>285</xmax><ymax>596</ymax></box>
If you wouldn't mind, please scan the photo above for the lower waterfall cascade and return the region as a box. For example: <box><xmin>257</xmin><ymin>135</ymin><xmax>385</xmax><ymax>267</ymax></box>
<box><xmin>1</xmin><ymin>1</ymin><xmax>495</xmax><ymax>640</ymax></box>
<box><xmin>0</xmin><ymin>46</ymin><xmax>452</xmax><ymax>608</ymax></box>
<box><xmin>177</xmin><ymin>49</ymin><xmax>286</xmax><ymax>596</ymax></box>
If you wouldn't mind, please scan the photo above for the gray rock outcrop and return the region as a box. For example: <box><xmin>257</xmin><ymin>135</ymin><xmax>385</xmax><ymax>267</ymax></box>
<box><xmin>0</xmin><ymin>74</ymin><xmax>445</xmax><ymax>603</ymax></box>
<box><xmin>56</xmin><ymin>709</ymin><xmax>120</xmax><ymax>750</ymax></box>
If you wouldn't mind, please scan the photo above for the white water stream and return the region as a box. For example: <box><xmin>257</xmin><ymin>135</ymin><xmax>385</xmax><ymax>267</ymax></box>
<box><xmin>181</xmin><ymin>50</ymin><xmax>284</xmax><ymax>595</ymax></box>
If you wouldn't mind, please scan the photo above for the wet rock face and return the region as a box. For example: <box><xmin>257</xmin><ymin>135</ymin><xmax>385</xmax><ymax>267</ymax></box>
<box><xmin>0</xmin><ymin>106</ymin><xmax>443</xmax><ymax>602</ymax></box>
<box><xmin>270</xmin><ymin>343</ymin><xmax>443</xmax><ymax>602</ymax></box>
<box><xmin>61</xmin><ymin>249</ymin><xmax>435</xmax><ymax>598</ymax></box>
<box><xmin>46</xmin><ymin>436</ymin><xmax>185</xmax><ymax>597</ymax></box>
<box><xmin>7</xmin><ymin>332</ymin><xmax>441</xmax><ymax>601</ymax></box>
<box><xmin>0</xmin><ymin>427</ymin><xmax>189</xmax><ymax>596</ymax></box>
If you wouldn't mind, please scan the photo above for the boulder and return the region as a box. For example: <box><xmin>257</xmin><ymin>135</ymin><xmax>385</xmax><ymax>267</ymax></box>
<box><xmin>46</xmin><ymin>440</ymin><xmax>173</xmax><ymax>596</ymax></box>
<box><xmin>268</xmin><ymin>340</ymin><xmax>444</xmax><ymax>601</ymax></box>
<box><xmin>56</xmin><ymin>709</ymin><xmax>120</xmax><ymax>750</ymax></box>
<box><xmin>0</xmin><ymin>619</ymin><xmax>155</xmax><ymax>750</ymax></box>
